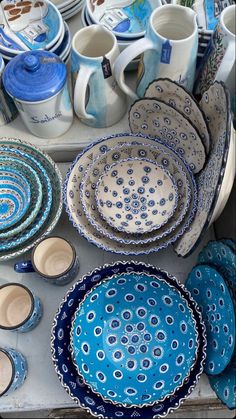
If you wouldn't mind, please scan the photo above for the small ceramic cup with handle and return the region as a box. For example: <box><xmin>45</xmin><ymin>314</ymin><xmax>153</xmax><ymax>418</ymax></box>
<box><xmin>71</xmin><ymin>24</ymin><xmax>127</xmax><ymax>128</ymax></box>
<box><xmin>0</xmin><ymin>348</ymin><xmax>27</xmax><ymax>397</ymax></box>
<box><xmin>0</xmin><ymin>283</ymin><xmax>42</xmax><ymax>333</ymax></box>
<box><xmin>114</xmin><ymin>4</ymin><xmax>198</xmax><ymax>99</ymax></box>
<box><xmin>14</xmin><ymin>236</ymin><xmax>79</xmax><ymax>286</ymax></box>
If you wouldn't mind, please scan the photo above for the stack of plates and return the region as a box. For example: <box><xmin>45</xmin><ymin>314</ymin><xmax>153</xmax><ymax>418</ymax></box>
<box><xmin>51</xmin><ymin>0</ymin><xmax>84</xmax><ymax>20</ymax></box>
<box><xmin>0</xmin><ymin>0</ymin><xmax>71</xmax><ymax>63</ymax></box>
<box><xmin>0</xmin><ymin>138</ymin><xmax>63</xmax><ymax>261</ymax></box>
<box><xmin>51</xmin><ymin>261</ymin><xmax>207</xmax><ymax>418</ymax></box>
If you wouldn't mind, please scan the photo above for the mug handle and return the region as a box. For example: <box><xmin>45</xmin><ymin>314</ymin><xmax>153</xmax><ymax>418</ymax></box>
<box><xmin>114</xmin><ymin>38</ymin><xmax>155</xmax><ymax>101</ymax></box>
<box><xmin>215</xmin><ymin>41</ymin><xmax>235</xmax><ymax>83</ymax></box>
<box><xmin>14</xmin><ymin>261</ymin><xmax>35</xmax><ymax>273</ymax></box>
<box><xmin>73</xmin><ymin>65</ymin><xmax>96</xmax><ymax>122</ymax></box>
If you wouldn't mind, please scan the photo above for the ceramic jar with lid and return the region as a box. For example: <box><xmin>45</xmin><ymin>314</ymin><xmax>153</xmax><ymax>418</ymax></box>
<box><xmin>2</xmin><ymin>51</ymin><xmax>73</xmax><ymax>138</ymax></box>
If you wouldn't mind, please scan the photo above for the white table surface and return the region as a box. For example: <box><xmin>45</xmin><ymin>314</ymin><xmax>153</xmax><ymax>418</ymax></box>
<box><xmin>0</xmin><ymin>163</ymin><xmax>218</xmax><ymax>414</ymax></box>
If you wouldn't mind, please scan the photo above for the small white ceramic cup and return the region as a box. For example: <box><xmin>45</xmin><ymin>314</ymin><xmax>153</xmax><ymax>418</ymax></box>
<box><xmin>14</xmin><ymin>236</ymin><xmax>80</xmax><ymax>286</ymax></box>
<box><xmin>71</xmin><ymin>25</ymin><xmax>127</xmax><ymax>128</ymax></box>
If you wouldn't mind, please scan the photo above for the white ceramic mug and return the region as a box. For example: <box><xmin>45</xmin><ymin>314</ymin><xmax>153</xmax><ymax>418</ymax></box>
<box><xmin>71</xmin><ymin>25</ymin><xmax>127</xmax><ymax>128</ymax></box>
<box><xmin>114</xmin><ymin>4</ymin><xmax>199</xmax><ymax>99</ymax></box>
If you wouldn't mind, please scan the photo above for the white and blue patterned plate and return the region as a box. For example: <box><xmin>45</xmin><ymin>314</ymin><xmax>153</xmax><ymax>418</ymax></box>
<box><xmin>129</xmin><ymin>98</ymin><xmax>206</xmax><ymax>174</ymax></box>
<box><xmin>51</xmin><ymin>261</ymin><xmax>206</xmax><ymax>418</ymax></box>
<box><xmin>66</xmin><ymin>133</ymin><xmax>197</xmax><ymax>254</ymax></box>
<box><xmin>95</xmin><ymin>157</ymin><xmax>178</xmax><ymax>234</ymax></box>
<box><xmin>185</xmin><ymin>264</ymin><xmax>235</xmax><ymax>375</ymax></box>
<box><xmin>0</xmin><ymin>138</ymin><xmax>62</xmax><ymax>261</ymax></box>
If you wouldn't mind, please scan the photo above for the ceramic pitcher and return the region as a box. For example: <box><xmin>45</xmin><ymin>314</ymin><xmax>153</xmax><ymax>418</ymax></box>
<box><xmin>71</xmin><ymin>25</ymin><xmax>127</xmax><ymax>128</ymax></box>
<box><xmin>194</xmin><ymin>4</ymin><xmax>235</xmax><ymax>105</ymax></box>
<box><xmin>114</xmin><ymin>4</ymin><xmax>198</xmax><ymax>100</ymax></box>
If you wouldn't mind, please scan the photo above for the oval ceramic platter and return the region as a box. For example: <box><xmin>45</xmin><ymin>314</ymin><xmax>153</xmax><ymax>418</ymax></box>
<box><xmin>174</xmin><ymin>82</ymin><xmax>232</xmax><ymax>257</ymax></box>
<box><xmin>0</xmin><ymin>161</ymin><xmax>42</xmax><ymax>239</ymax></box>
<box><xmin>198</xmin><ymin>240</ymin><xmax>236</xmax><ymax>298</ymax></box>
<box><xmin>95</xmin><ymin>157</ymin><xmax>179</xmax><ymax>234</ymax></box>
<box><xmin>144</xmin><ymin>78</ymin><xmax>210</xmax><ymax>154</ymax></box>
<box><xmin>185</xmin><ymin>264</ymin><xmax>235</xmax><ymax>375</ymax></box>
<box><xmin>0</xmin><ymin>138</ymin><xmax>62</xmax><ymax>261</ymax></box>
<box><xmin>51</xmin><ymin>261</ymin><xmax>206</xmax><ymax>419</ymax></box>
<box><xmin>71</xmin><ymin>272</ymin><xmax>199</xmax><ymax>407</ymax></box>
<box><xmin>66</xmin><ymin>133</ymin><xmax>197</xmax><ymax>254</ymax></box>
<box><xmin>209</xmin><ymin>351</ymin><xmax>236</xmax><ymax>410</ymax></box>
<box><xmin>80</xmin><ymin>142</ymin><xmax>192</xmax><ymax>245</ymax></box>
<box><xmin>128</xmin><ymin>98</ymin><xmax>206</xmax><ymax>174</ymax></box>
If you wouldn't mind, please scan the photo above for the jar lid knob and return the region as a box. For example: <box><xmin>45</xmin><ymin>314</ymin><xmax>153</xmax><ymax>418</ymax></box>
<box><xmin>23</xmin><ymin>55</ymin><xmax>40</xmax><ymax>72</ymax></box>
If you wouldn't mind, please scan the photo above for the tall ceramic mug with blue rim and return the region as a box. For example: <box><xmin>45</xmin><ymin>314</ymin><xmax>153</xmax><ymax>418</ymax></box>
<box><xmin>0</xmin><ymin>55</ymin><xmax>18</xmax><ymax>126</ymax></box>
<box><xmin>71</xmin><ymin>25</ymin><xmax>127</xmax><ymax>128</ymax></box>
<box><xmin>14</xmin><ymin>236</ymin><xmax>79</xmax><ymax>286</ymax></box>
<box><xmin>0</xmin><ymin>348</ymin><xmax>27</xmax><ymax>397</ymax></box>
<box><xmin>0</xmin><ymin>283</ymin><xmax>42</xmax><ymax>332</ymax></box>
<box><xmin>2</xmin><ymin>51</ymin><xmax>73</xmax><ymax>138</ymax></box>
<box><xmin>114</xmin><ymin>4</ymin><xmax>198</xmax><ymax>100</ymax></box>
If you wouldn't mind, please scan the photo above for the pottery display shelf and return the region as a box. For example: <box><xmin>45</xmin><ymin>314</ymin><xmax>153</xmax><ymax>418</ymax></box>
<box><xmin>0</xmin><ymin>163</ymin><xmax>234</xmax><ymax>419</ymax></box>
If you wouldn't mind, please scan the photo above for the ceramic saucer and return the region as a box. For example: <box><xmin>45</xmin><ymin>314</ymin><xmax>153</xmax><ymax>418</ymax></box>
<box><xmin>174</xmin><ymin>82</ymin><xmax>232</xmax><ymax>257</ymax></box>
<box><xmin>95</xmin><ymin>157</ymin><xmax>178</xmax><ymax>234</ymax></box>
<box><xmin>145</xmin><ymin>78</ymin><xmax>210</xmax><ymax>154</ymax></box>
<box><xmin>129</xmin><ymin>98</ymin><xmax>206</xmax><ymax>174</ymax></box>
<box><xmin>51</xmin><ymin>261</ymin><xmax>206</xmax><ymax>418</ymax></box>
<box><xmin>209</xmin><ymin>351</ymin><xmax>236</xmax><ymax>410</ymax></box>
<box><xmin>185</xmin><ymin>264</ymin><xmax>235</xmax><ymax>375</ymax></box>
<box><xmin>80</xmin><ymin>142</ymin><xmax>191</xmax><ymax>245</ymax></box>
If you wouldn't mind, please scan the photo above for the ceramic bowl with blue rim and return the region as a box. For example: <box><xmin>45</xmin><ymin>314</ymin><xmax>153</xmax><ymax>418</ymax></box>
<box><xmin>66</xmin><ymin>132</ymin><xmax>197</xmax><ymax>255</ymax></box>
<box><xmin>185</xmin><ymin>264</ymin><xmax>235</xmax><ymax>375</ymax></box>
<box><xmin>51</xmin><ymin>261</ymin><xmax>206</xmax><ymax>418</ymax></box>
<box><xmin>0</xmin><ymin>167</ymin><xmax>31</xmax><ymax>230</ymax></box>
<box><xmin>0</xmin><ymin>138</ymin><xmax>62</xmax><ymax>261</ymax></box>
<box><xmin>0</xmin><ymin>161</ymin><xmax>42</xmax><ymax>239</ymax></box>
<box><xmin>71</xmin><ymin>272</ymin><xmax>199</xmax><ymax>407</ymax></box>
<box><xmin>95</xmin><ymin>157</ymin><xmax>178</xmax><ymax>234</ymax></box>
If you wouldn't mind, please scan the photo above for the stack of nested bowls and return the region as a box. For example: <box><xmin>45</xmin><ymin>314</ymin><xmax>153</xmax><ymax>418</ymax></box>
<box><xmin>51</xmin><ymin>0</ymin><xmax>84</xmax><ymax>20</ymax></box>
<box><xmin>0</xmin><ymin>137</ymin><xmax>62</xmax><ymax>261</ymax></box>
<box><xmin>0</xmin><ymin>0</ymin><xmax>71</xmax><ymax>64</ymax></box>
<box><xmin>51</xmin><ymin>261</ymin><xmax>207</xmax><ymax>418</ymax></box>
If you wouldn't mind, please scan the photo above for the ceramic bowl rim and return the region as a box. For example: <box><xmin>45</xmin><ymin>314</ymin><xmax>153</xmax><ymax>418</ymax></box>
<box><xmin>0</xmin><ymin>348</ymin><xmax>15</xmax><ymax>396</ymax></box>
<box><xmin>0</xmin><ymin>283</ymin><xmax>34</xmax><ymax>330</ymax></box>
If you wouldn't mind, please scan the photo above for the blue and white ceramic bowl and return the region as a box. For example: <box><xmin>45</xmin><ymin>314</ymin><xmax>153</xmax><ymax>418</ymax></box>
<box><xmin>0</xmin><ymin>138</ymin><xmax>63</xmax><ymax>261</ymax></box>
<box><xmin>0</xmin><ymin>161</ymin><xmax>43</xmax><ymax>239</ymax></box>
<box><xmin>185</xmin><ymin>264</ymin><xmax>236</xmax><ymax>375</ymax></box>
<box><xmin>71</xmin><ymin>271</ymin><xmax>199</xmax><ymax>407</ymax></box>
<box><xmin>95</xmin><ymin>157</ymin><xmax>178</xmax><ymax>234</ymax></box>
<box><xmin>0</xmin><ymin>283</ymin><xmax>42</xmax><ymax>332</ymax></box>
<box><xmin>0</xmin><ymin>167</ymin><xmax>31</xmax><ymax>230</ymax></box>
<box><xmin>51</xmin><ymin>261</ymin><xmax>206</xmax><ymax>418</ymax></box>
<box><xmin>0</xmin><ymin>348</ymin><xmax>27</xmax><ymax>397</ymax></box>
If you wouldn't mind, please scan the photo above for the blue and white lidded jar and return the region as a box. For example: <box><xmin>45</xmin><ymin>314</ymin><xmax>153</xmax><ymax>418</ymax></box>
<box><xmin>0</xmin><ymin>283</ymin><xmax>42</xmax><ymax>333</ymax></box>
<box><xmin>2</xmin><ymin>51</ymin><xmax>73</xmax><ymax>138</ymax></box>
<box><xmin>0</xmin><ymin>55</ymin><xmax>18</xmax><ymax>126</ymax></box>
<box><xmin>0</xmin><ymin>348</ymin><xmax>27</xmax><ymax>397</ymax></box>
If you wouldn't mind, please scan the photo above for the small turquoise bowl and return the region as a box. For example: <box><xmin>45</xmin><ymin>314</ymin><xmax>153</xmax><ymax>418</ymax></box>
<box><xmin>0</xmin><ymin>348</ymin><xmax>27</xmax><ymax>397</ymax></box>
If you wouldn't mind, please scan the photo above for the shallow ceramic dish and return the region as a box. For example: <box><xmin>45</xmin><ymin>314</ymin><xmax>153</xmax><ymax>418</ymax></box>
<box><xmin>174</xmin><ymin>82</ymin><xmax>232</xmax><ymax>257</ymax></box>
<box><xmin>209</xmin><ymin>351</ymin><xmax>236</xmax><ymax>410</ymax></box>
<box><xmin>80</xmin><ymin>142</ymin><xmax>192</xmax><ymax>245</ymax></box>
<box><xmin>67</xmin><ymin>133</ymin><xmax>197</xmax><ymax>254</ymax></box>
<box><xmin>86</xmin><ymin>0</ymin><xmax>162</xmax><ymax>39</ymax></box>
<box><xmin>61</xmin><ymin>1</ymin><xmax>84</xmax><ymax>19</ymax></box>
<box><xmin>198</xmin><ymin>240</ymin><xmax>236</xmax><ymax>298</ymax></box>
<box><xmin>145</xmin><ymin>78</ymin><xmax>210</xmax><ymax>154</ymax></box>
<box><xmin>51</xmin><ymin>261</ymin><xmax>206</xmax><ymax>418</ymax></box>
<box><xmin>71</xmin><ymin>272</ymin><xmax>198</xmax><ymax>407</ymax></box>
<box><xmin>95</xmin><ymin>157</ymin><xmax>178</xmax><ymax>234</ymax></box>
<box><xmin>0</xmin><ymin>138</ymin><xmax>62</xmax><ymax>261</ymax></box>
<box><xmin>186</xmin><ymin>264</ymin><xmax>235</xmax><ymax>375</ymax></box>
<box><xmin>54</xmin><ymin>22</ymin><xmax>71</xmax><ymax>60</ymax></box>
<box><xmin>129</xmin><ymin>98</ymin><xmax>206</xmax><ymax>174</ymax></box>
<box><xmin>0</xmin><ymin>161</ymin><xmax>42</xmax><ymax>239</ymax></box>
<box><xmin>0</xmin><ymin>168</ymin><xmax>31</xmax><ymax>230</ymax></box>
<box><xmin>0</xmin><ymin>0</ymin><xmax>63</xmax><ymax>56</ymax></box>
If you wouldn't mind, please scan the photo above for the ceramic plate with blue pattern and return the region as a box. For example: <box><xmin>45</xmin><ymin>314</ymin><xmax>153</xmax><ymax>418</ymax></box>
<box><xmin>220</xmin><ymin>238</ymin><xmax>236</xmax><ymax>255</ymax></box>
<box><xmin>198</xmin><ymin>240</ymin><xmax>236</xmax><ymax>298</ymax></box>
<box><xmin>51</xmin><ymin>261</ymin><xmax>206</xmax><ymax>418</ymax></box>
<box><xmin>185</xmin><ymin>264</ymin><xmax>235</xmax><ymax>375</ymax></box>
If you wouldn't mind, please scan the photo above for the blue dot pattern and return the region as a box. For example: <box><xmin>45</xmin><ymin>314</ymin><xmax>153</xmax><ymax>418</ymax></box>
<box><xmin>72</xmin><ymin>273</ymin><xmax>197</xmax><ymax>406</ymax></box>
